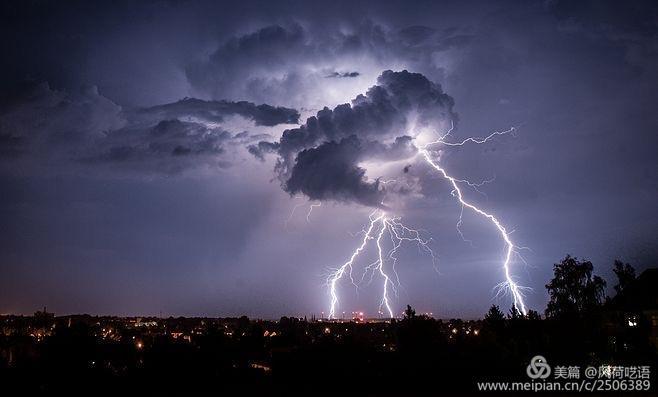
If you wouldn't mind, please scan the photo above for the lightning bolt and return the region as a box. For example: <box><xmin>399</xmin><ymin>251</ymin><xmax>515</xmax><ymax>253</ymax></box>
<box><xmin>374</xmin><ymin>219</ymin><xmax>393</xmax><ymax>318</ymax></box>
<box><xmin>385</xmin><ymin>217</ymin><xmax>437</xmax><ymax>280</ymax></box>
<box><xmin>327</xmin><ymin>211</ymin><xmax>435</xmax><ymax>319</ymax></box>
<box><xmin>417</xmin><ymin>122</ymin><xmax>529</xmax><ymax>315</ymax></box>
<box><xmin>326</xmin><ymin>211</ymin><xmax>384</xmax><ymax>319</ymax></box>
<box><xmin>323</xmin><ymin>121</ymin><xmax>529</xmax><ymax>318</ymax></box>
<box><xmin>285</xmin><ymin>196</ymin><xmax>306</xmax><ymax>228</ymax></box>
<box><xmin>286</xmin><ymin>199</ymin><xmax>322</xmax><ymax>227</ymax></box>
<box><xmin>306</xmin><ymin>202</ymin><xmax>321</xmax><ymax>223</ymax></box>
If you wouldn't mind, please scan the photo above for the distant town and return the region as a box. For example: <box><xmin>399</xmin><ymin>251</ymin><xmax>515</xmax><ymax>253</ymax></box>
<box><xmin>1</xmin><ymin>309</ymin><xmax>484</xmax><ymax>370</ymax></box>
<box><xmin>1</xmin><ymin>260</ymin><xmax>656</xmax><ymax>395</ymax></box>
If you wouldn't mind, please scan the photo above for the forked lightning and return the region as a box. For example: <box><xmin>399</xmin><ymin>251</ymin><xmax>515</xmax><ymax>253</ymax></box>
<box><xmin>324</xmin><ymin>122</ymin><xmax>529</xmax><ymax>318</ymax></box>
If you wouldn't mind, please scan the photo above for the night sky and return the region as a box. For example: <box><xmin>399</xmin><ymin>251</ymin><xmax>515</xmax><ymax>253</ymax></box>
<box><xmin>1</xmin><ymin>0</ymin><xmax>656</xmax><ymax>318</ymax></box>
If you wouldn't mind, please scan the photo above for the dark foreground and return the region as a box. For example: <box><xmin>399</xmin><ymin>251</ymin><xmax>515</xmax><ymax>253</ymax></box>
<box><xmin>2</xmin><ymin>264</ymin><xmax>657</xmax><ymax>395</ymax></box>
<box><xmin>0</xmin><ymin>310</ymin><xmax>655</xmax><ymax>396</ymax></box>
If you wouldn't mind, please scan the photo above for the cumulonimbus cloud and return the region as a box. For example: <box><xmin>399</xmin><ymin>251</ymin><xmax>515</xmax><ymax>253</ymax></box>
<box><xmin>250</xmin><ymin>70</ymin><xmax>457</xmax><ymax>207</ymax></box>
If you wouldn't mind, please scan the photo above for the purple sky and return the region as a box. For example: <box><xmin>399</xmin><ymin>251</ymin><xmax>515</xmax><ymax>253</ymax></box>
<box><xmin>1</xmin><ymin>0</ymin><xmax>656</xmax><ymax>318</ymax></box>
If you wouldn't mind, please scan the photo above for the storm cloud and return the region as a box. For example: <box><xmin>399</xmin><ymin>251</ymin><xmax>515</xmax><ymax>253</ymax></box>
<box><xmin>0</xmin><ymin>82</ymin><xmax>299</xmax><ymax>174</ymax></box>
<box><xmin>252</xmin><ymin>70</ymin><xmax>456</xmax><ymax>207</ymax></box>
<box><xmin>1</xmin><ymin>0</ymin><xmax>657</xmax><ymax>318</ymax></box>
<box><xmin>130</xmin><ymin>98</ymin><xmax>299</xmax><ymax>127</ymax></box>
<box><xmin>326</xmin><ymin>71</ymin><xmax>361</xmax><ymax>78</ymax></box>
<box><xmin>186</xmin><ymin>22</ymin><xmax>472</xmax><ymax>109</ymax></box>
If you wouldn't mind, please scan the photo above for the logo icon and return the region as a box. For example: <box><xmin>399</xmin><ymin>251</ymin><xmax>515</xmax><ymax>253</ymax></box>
<box><xmin>527</xmin><ymin>355</ymin><xmax>551</xmax><ymax>379</ymax></box>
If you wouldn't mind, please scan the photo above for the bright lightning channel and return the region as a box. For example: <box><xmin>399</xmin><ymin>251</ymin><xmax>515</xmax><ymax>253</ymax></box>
<box><xmin>324</xmin><ymin>122</ymin><xmax>529</xmax><ymax>318</ymax></box>
<box><xmin>417</xmin><ymin>123</ymin><xmax>529</xmax><ymax>315</ymax></box>
<box><xmin>327</xmin><ymin>211</ymin><xmax>384</xmax><ymax>319</ymax></box>
<box><xmin>306</xmin><ymin>202</ymin><xmax>321</xmax><ymax>223</ymax></box>
<box><xmin>373</xmin><ymin>220</ymin><xmax>393</xmax><ymax>317</ymax></box>
<box><xmin>326</xmin><ymin>211</ymin><xmax>435</xmax><ymax>319</ymax></box>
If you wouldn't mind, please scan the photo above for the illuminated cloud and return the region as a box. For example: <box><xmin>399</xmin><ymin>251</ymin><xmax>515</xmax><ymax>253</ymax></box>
<box><xmin>186</xmin><ymin>22</ymin><xmax>471</xmax><ymax>110</ymax></box>
<box><xmin>252</xmin><ymin>70</ymin><xmax>456</xmax><ymax>207</ymax></box>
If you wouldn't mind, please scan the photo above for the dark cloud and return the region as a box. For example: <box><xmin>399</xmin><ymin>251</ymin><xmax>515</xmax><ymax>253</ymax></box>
<box><xmin>366</xmin><ymin>135</ymin><xmax>417</xmax><ymax>162</ymax></box>
<box><xmin>0</xmin><ymin>82</ymin><xmax>298</xmax><ymax>174</ymax></box>
<box><xmin>252</xmin><ymin>70</ymin><xmax>456</xmax><ymax>206</ymax></box>
<box><xmin>286</xmin><ymin>136</ymin><xmax>383</xmax><ymax>206</ymax></box>
<box><xmin>326</xmin><ymin>71</ymin><xmax>361</xmax><ymax>78</ymax></box>
<box><xmin>248</xmin><ymin>141</ymin><xmax>280</xmax><ymax>161</ymax></box>
<box><xmin>284</xmin><ymin>135</ymin><xmax>419</xmax><ymax>207</ymax></box>
<box><xmin>0</xmin><ymin>82</ymin><xmax>124</xmax><ymax>159</ymax></box>
<box><xmin>131</xmin><ymin>98</ymin><xmax>299</xmax><ymax>127</ymax></box>
<box><xmin>86</xmin><ymin>119</ymin><xmax>232</xmax><ymax>174</ymax></box>
<box><xmin>185</xmin><ymin>23</ymin><xmax>309</xmax><ymax>105</ymax></box>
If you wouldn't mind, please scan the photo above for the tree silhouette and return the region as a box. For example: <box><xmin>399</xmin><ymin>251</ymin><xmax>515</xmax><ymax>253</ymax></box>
<box><xmin>545</xmin><ymin>255</ymin><xmax>606</xmax><ymax>319</ymax></box>
<box><xmin>507</xmin><ymin>304</ymin><xmax>521</xmax><ymax>320</ymax></box>
<box><xmin>404</xmin><ymin>304</ymin><xmax>416</xmax><ymax>320</ymax></box>
<box><xmin>612</xmin><ymin>259</ymin><xmax>636</xmax><ymax>295</ymax></box>
<box><xmin>484</xmin><ymin>305</ymin><xmax>505</xmax><ymax>322</ymax></box>
<box><xmin>526</xmin><ymin>310</ymin><xmax>541</xmax><ymax>321</ymax></box>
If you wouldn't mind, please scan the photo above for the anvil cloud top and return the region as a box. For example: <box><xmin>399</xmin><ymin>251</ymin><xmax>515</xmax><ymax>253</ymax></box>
<box><xmin>0</xmin><ymin>0</ymin><xmax>656</xmax><ymax>318</ymax></box>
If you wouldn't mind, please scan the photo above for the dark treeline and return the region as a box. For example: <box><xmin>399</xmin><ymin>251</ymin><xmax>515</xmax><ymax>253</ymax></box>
<box><xmin>0</xmin><ymin>256</ymin><xmax>656</xmax><ymax>395</ymax></box>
